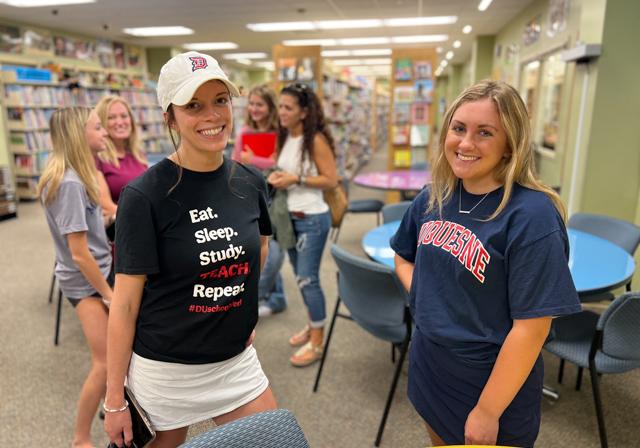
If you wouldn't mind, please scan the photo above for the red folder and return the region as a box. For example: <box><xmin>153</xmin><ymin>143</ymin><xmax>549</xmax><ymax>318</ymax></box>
<box><xmin>241</xmin><ymin>132</ymin><xmax>277</xmax><ymax>158</ymax></box>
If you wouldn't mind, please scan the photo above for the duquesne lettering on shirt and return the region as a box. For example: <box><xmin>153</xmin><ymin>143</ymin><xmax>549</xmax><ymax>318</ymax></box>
<box><xmin>417</xmin><ymin>220</ymin><xmax>491</xmax><ymax>283</ymax></box>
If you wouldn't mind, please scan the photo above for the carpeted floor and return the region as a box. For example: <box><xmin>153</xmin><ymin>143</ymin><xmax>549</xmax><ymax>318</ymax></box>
<box><xmin>1</xmin><ymin>149</ymin><xmax>638</xmax><ymax>447</ymax></box>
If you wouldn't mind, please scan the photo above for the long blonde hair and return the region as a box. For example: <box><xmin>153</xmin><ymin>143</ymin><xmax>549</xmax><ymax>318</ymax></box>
<box><xmin>94</xmin><ymin>95</ymin><xmax>146</xmax><ymax>167</ymax></box>
<box><xmin>245</xmin><ymin>84</ymin><xmax>279</xmax><ymax>131</ymax></box>
<box><xmin>429</xmin><ymin>79</ymin><xmax>566</xmax><ymax>221</ymax></box>
<box><xmin>38</xmin><ymin>107</ymin><xmax>100</xmax><ymax>205</ymax></box>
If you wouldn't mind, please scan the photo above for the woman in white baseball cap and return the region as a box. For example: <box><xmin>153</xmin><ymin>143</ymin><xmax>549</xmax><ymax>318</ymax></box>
<box><xmin>104</xmin><ymin>51</ymin><xmax>277</xmax><ymax>447</ymax></box>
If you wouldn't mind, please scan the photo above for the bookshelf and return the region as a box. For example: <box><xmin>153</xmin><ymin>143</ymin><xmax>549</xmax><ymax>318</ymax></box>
<box><xmin>0</xmin><ymin>166</ymin><xmax>17</xmax><ymax>220</ymax></box>
<box><xmin>388</xmin><ymin>48</ymin><xmax>437</xmax><ymax>170</ymax></box>
<box><xmin>0</xmin><ymin>66</ymin><xmax>168</xmax><ymax>200</ymax></box>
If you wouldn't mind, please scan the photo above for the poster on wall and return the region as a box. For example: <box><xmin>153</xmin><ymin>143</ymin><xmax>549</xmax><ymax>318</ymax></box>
<box><xmin>0</xmin><ymin>25</ymin><xmax>22</xmax><ymax>54</ymax></box>
<box><xmin>127</xmin><ymin>45</ymin><xmax>142</xmax><ymax>68</ymax></box>
<box><xmin>23</xmin><ymin>29</ymin><xmax>53</xmax><ymax>56</ymax></box>
<box><xmin>393</xmin><ymin>86</ymin><xmax>414</xmax><ymax>104</ymax></box>
<box><xmin>522</xmin><ymin>15</ymin><xmax>542</xmax><ymax>46</ymax></box>
<box><xmin>96</xmin><ymin>38</ymin><xmax>114</xmax><ymax>68</ymax></box>
<box><xmin>411</xmin><ymin>103</ymin><xmax>429</xmax><ymax>124</ymax></box>
<box><xmin>113</xmin><ymin>42</ymin><xmax>126</xmax><ymax>69</ymax></box>
<box><xmin>74</xmin><ymin>40</ymin><xmax>95</xmax><ymax>61</ymax></box>
<box><xmin>547</xmin><ymin>0</ymin><xmax>570</xmax><ymax>37</ymax></box>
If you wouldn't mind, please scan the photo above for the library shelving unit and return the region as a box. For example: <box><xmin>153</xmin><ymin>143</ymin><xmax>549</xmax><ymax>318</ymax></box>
<box><xmin>322</xmin><ymin>74</ymin><xmax>373</xmax><ymax>180</ymax></box>
<box><xmin>0</xmin><ymin>166</ymin><xmax>17</xmax><ymax>221</ymax></box>
<box><xmin>0</xmin><ymin>66</ymin><xmax>168</xmax><ymax>200</ymax></box>
<box><xmin>388</xmin><ymin>48</ymin><xmax>437</xmax><ymax>171</ymax></box>
<box><xmin>371</xmin><ymin>81</ymin><xmax>390</xmax><ymax>154</ymax></box>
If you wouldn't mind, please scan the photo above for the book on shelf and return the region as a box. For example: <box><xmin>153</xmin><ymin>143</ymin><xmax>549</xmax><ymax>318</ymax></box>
<box><xmin>392</xmin><ymin>124</ymin><xmax>410</xmax><ymax>145</ymax></box>
<box><xmin>296</xmin><ymin>57</ymin><xmax>315</xmax><ymax>81</ymax></box>
<box><xmin>410</xmin><ymin>147</ymin><xmax>428</xmax><ymax>168</ymax></box>
<box><xmin>410</xmin><ymin>103</ymin><xmax>429</xmax><ymax>124</ymax></box>
<box><xmin>393</xmin><ymin>149</ymin><xmax>412</xmax><ymax>168</ymax></box>
<box><xmin>277</xmin><ymin>58</ymin><xmax>297</xmax><ymax>81</ymax></box>
<box><xmin>410</xmin><ymin>125</ymin><xmax>430</xmax><ymax>147</ymax></box>
<box><xmin>414</xmin><ymin>61</ymin><xmax>433</xmax><ymax>80</ymax></box>
<box><xmin>395</xmin><ymin>58</ymin><xmax>413</xmax><ymax>81</ymax></box>
<box><xmin>414</xmin><ymin>79</ymin><xmax>434</xmax><ymax>103</ymax></box>
<box><xmin>393</xmin><ymin>104</ymin><xmax>411</xmax><ymax>124</ymax></box>
<box><xmin>393</xmin><ymin>86</ymin><xmax>414</xmax><ymax>104</ymax></box>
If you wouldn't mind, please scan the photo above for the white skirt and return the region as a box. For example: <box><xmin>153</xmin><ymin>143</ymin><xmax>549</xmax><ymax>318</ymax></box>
<box><xmin>127</xmin><ymin>346</ymin><xmax>269</xmax><ymax>431</ymax></box>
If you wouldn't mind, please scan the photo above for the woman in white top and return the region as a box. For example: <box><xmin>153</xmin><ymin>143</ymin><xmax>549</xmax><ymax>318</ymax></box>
<box><xmin>267</xmin><ymin>83</ymin><xmax>338</xmax><ymax>367</ymax></box>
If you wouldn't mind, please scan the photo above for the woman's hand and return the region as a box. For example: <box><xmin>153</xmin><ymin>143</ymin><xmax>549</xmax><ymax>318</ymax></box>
<box><xmin>464</xmin><ymin>404</ymin><xmax>499</xmax><ymax>445</ymax></box>
<box><xmin>267</xmin><ymin>171</ymin><xmax>298</xmax><ymax>189</ymax></box>
<box><xmin>104</xmin><ymin>407</ymin><xmax>133</xmax><ymax>448</ymax></box>
<box><xmin>245</xmin><ymin>329</ymin><xmax>256</xmax><ymax>347</ymax></box>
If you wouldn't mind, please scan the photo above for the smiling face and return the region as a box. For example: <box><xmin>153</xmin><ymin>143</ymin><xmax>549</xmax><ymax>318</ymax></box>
<box><xmin>444</xmin><ymin>99</ymin><xmax>509</xmax><ymax>193</ymax></box>
<box><xmin>171</xmin><ymin>80</ymin><xmax>232</xmax><ymax>157</ymax></box>
<box><xmin>106</xmin><ymin>101</ymin><xmax>132</xmax><ymax>143</ymax></box>
<box><xmin>278</xmin><ymin>93</ymin><xmax>305</xmax><ymax>132</ymax></box>
<box><xmin>85</xmin><ymin>111</ymin><xmax>109</xmax><ymax>154</ymax></box>
<box><xmin>248</xmin><ymin>94</ymin><xmax>270</xmax><ymax>128</ymax></box>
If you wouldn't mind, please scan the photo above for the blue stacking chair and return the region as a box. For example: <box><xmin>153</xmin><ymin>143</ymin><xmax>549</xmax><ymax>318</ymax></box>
<box><xmin>179</xmin><ymin>409</ymin><xmax>309</xmax><ymax>448</ymax></box>
<box><xmin>544</xmin><ymin>292</ymin><xmax>640</xmax><ymax>448</ymax></box>
<box><xmin>381</xmin><ymin>201</ymin><xmax>411</xmax><ymax>224</ymax></box>
<box><xmin>313</xmin><ymin>245</ymin><xmax>411</xmax><ymax>447</ymax></box>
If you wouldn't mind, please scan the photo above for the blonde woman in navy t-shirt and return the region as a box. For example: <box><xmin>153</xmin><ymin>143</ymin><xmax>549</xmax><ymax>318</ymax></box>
<box><xmin>391</xmin><ymin>80</ymin><xmax>581</xmax><ymax>447</ymax></box>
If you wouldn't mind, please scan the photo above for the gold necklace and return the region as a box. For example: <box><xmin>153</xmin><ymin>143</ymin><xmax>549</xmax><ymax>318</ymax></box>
<box><xmin>458</xmin><ymin>182</ymin><xmax>490</xmax><ymax>214</ymax></box>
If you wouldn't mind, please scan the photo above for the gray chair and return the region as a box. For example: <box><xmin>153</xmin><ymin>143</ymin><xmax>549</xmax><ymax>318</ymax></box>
<box><xmin>544</xmin><ymin>292</ymin><xmax>640</xmax><ymax>448</ymax></box>
<box><xmin>330</xmin><ymin>178</ymin><xmax>384</xmax><ymax>243</ymax></box>
<box><xmin>568</xmin><ymin>213</ymin><xmax>640</xmax><ymax>300</ymax></box>
<box><xmin>313</xmin><ymin>245</ymin><xmax>411</xmax><ymax>447</ymax></box>
<box><xmin>178</xmin><ymin>409</ymin><xmax>309</xmax><ymax>448</ymax></box>
<box><xmin>381</xmin><ymin>201</ymin><xmax>411</xmax><ymax>224</ymax></box>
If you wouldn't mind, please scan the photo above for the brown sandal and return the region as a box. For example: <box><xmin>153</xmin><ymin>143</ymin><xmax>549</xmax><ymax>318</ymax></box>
<box><xmin>290</xmin><ymin>342</ymin><xmax>323</xmax><ymax>367</ymax></box>
<box><xmin>288</xmin><ymin>325</ymin><xmax>311</xmax><ymax>347</ymax></box>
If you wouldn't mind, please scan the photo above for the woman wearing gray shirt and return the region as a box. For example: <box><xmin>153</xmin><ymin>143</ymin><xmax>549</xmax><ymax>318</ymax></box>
<box><xmin>38</xmin><ymin>107</ymin><xmax>113</xmax><ymax>448</ymax></box>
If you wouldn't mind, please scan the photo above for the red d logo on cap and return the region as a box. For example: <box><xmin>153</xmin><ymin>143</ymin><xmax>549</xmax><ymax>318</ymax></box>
<box><xmin>189</xmin><ymin>56</ymin><xmax>208</xmax><ymax>71</ymax></box>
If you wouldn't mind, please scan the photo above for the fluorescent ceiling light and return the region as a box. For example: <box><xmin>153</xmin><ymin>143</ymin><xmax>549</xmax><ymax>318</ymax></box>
<box><xmin>322</xmin><ymin>50</ymin><xmax>351</xmax><ymax>57</ymax></box>
<box><xmin>283</xmin><ymin>39</ymin><xmax>337</xmax><ymax>46</ymax></box>
<box><xmin>338</xmin><ymin>37</ymin><xmax>390</xmax><ymax>45</ymax></box>
<box><xmin>446</xmin><ymin>51</ymin><xmax>454</xmax><ymax>60</ymax></box>
<box><xmin>286</xmin><ymin>36</ymin><xmax>446</xmax><ymax>47</ymax></box>
<box><xmin>384</xmin><ymin>16</ymin><xmax>457</xmax><ymax>26</ymax></box>
<box><xmin>183</xmin><ymin>42</ymin><xmax>238</xmax><ymax>50</ymax></box>
<box><xmin>124</xmin><ymin>26</ymin><xmax>193</xmax><ymax>37</ymax></box>
<box><xmin>234</xmin><ymin>59</ymin><xmax>252</xmax><ymax>66</ymax></box>
<box><xmin>255</xmin><ymin>61</ymin><xmax>275</xmax><ymax>70</ymax></box>
<box><xmin>247</xmin><ymin>21</ymin><xmax>314</xmax><ymax>32</ymax></box>
<box><xmin>223</xmin><ymin>52</ymin><xmax>267</xmax><ymax>59</ymax></box>
<box><xmin>330</xmin><ymin>59</ymin><xmax>390</xmax><ymax>67</ymax></box>
<box><xmin>462</xmin><ymin>25</ymin><xmax>473</xmax><ymax>34</ymax></box>
<box><xmin>352</xmin><ymin>48</ymin><xmax>392</xmax><ymax>56</ymax></box>
<box><xmin>453</xmin><ymin>40</ymin><xmax>461</xmax><ymax>48</ymax></box>
<box><xmin>441</xmin><ymin>60</ymin><xmax>449</xmax><ymax>67</ymax></box>
<box><xmin>249</xmin><ymin>15</ymin><xmax>458</xmax><ymax>32</ymax></box>
<box><xmin>331</xmin><ymin>59</ymin><xmax>364</xmax><ymax>66</ymax></box>
<box><xmin>391</xmin><ymin>34</ymin><xmax>448</xmax><ymax>43</ymax></box>
<box><xmin>0</xmin><ymin>0</ymin><xmax>94</xmax><ymax>5</ymax></box>
<box><xmin>478</xmin><ymin>0</ymin><xmax>493</xmax><ymax>11</ymax></box>
<box><xmin>316</xmin><ymin>19</ymin><xmax>382</xmax><ymax>29</ymax></box>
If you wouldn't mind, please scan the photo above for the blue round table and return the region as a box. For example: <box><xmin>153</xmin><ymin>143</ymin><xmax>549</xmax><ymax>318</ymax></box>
<box><xmin>362</xmin><ymin>222</ymin><xmax>636</xmax><ymax>297</ymax></box>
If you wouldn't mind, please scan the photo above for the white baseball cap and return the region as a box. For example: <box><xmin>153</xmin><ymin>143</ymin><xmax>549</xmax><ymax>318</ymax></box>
<box><xmin>157</xmin><ymin>51</ymin><xmax>240</xmax><ymax>111</ymax></box>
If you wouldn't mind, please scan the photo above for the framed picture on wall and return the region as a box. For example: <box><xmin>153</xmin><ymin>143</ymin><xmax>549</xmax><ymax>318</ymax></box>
<box><xmin>413</xmin><ymin>60</ymin><xmax>432</xmax><ymax>79</ymax></box>
<box><xmin>411</xmin><ymin>103</ymin><xmax>429</xmax><ymax>124</ymax></box>
<box><xmin>296</xmin><ymin>57</ymin><xmax>315</xmax><ymax>81</ymax></box>
<box><xmin>0</xmin><ymin>25</ymin><xmax>22</xmax><ymax>54</ymax></box>
<box><xmin>278</xmin><ymin>58</ymin><xmax>297</xmax><ymax>81</ymax></box>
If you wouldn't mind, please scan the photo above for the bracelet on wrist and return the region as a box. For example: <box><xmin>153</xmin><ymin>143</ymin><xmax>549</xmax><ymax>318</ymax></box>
<box><xmin>102</xmin><ymin>400</ymin><xmax>129</xmax><ymax>413</ymax></box>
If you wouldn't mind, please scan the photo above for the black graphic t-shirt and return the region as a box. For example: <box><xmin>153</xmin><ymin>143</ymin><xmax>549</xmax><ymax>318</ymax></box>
<box><xmin>115</xmin><ymin>157</ymin><xmax>272</xmax><ymax>364</ymax></box>
<box><xmin>391</xmin><ymin>183</ymin><xmax>581</xmax><ymax>366</ymax></box>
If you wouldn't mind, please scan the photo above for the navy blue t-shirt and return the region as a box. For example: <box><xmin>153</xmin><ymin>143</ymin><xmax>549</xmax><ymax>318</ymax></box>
<box><xmin>391</xmin><ymin>183</ymin><xmax>581</xmax><ymax>365</ymax></box>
